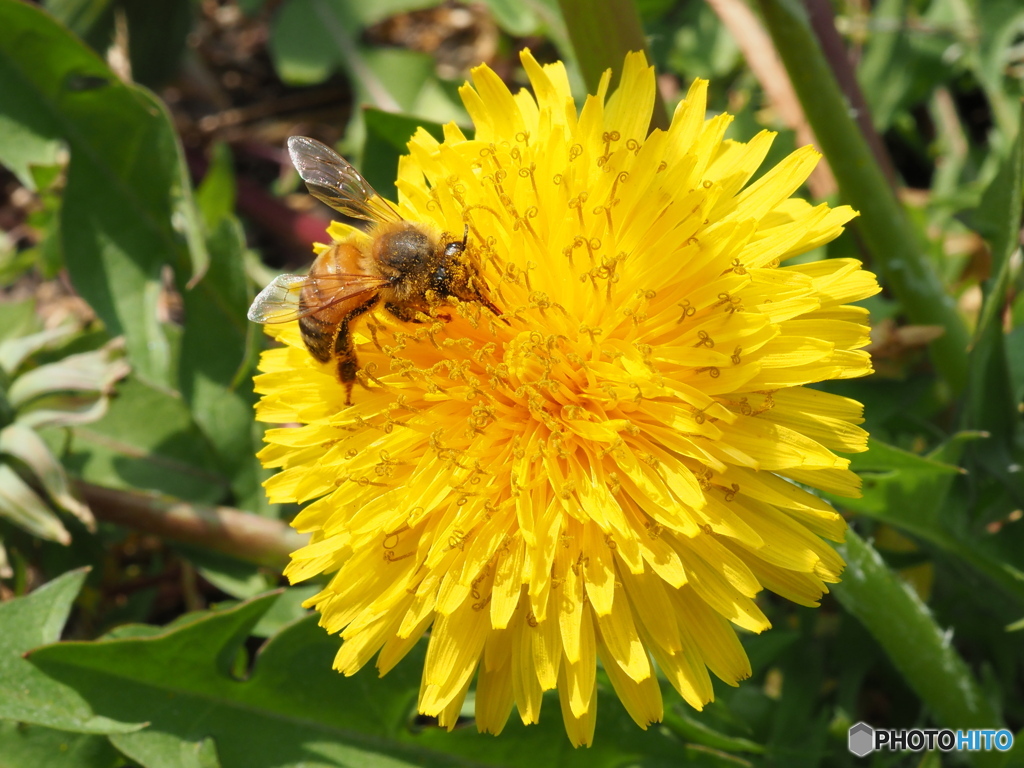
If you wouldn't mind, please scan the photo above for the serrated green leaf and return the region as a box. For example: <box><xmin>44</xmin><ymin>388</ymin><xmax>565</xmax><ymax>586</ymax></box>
<box><xmin>28</xmin><ymin>591</ymin><xmax>689</xmax><ymax>768</ymax></box>
<box><xmin>250</xmin><ymin>584</ymin><xmax>318</xmax><ymax>638</ymax></box>
<box><xmin>191</xmin><ymin>736</ymin><xmax>223</xmax><ymax>768</ymax></box>
<box><xmin>0</xmin><ymin>720</ymin><xmax>123</xmax><ymax>768</ymax></box>
<box><xmin>0</xmin><ymin>568</ymin><xmax>140</xmax><ymax>734</ymax></box>
<box><xmin>0</xmin><ymin>0</ymin><xmax>207</xmax><ymax>387</ymax></box>
<box><xmin>29</xmin><ymin>594</ymin><xmax>438</xmax><ymax>768</ymax></box>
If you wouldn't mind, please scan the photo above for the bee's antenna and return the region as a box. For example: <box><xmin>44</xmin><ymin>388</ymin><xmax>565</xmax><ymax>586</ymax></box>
<box><xmin>461</xmin><ymin>225</ymin><xmax>469</xmax><ymax>249</ymax></box>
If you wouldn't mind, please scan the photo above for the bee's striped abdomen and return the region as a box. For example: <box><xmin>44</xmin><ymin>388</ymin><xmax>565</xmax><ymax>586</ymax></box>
<box><xmin>297</xmin><ymin>311</ymin><xmax>336</xmax><ymax>362</ymax></box>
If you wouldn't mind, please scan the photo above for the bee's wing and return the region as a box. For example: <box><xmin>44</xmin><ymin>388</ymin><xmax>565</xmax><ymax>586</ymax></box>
<box><xmin>287</xmin><ymin>136</ymin><xmax>403</xmax><ymax>224</ymax></box>
<box><xmin>247</xmin><ymin>272</ymin><xmax>388</xmax><ymax>324</ymax></box>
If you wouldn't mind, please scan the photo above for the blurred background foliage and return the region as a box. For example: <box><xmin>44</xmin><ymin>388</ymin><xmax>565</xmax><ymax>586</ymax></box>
<box><xmin>0</xmin><ymin>0</ymin><xmax>1022</xmax><ymax>766</ymax></box>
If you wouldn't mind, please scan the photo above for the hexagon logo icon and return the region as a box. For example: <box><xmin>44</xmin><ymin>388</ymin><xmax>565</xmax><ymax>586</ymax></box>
<box><xmin>849</xmin><ymin>722</ymin><xmax>875</xmax><ymax>757</ymax></box>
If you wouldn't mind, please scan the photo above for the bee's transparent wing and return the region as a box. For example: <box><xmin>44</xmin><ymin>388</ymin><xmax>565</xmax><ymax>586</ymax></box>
<box><xmin>247</xmin><ymin>272</ymin><xmax>387</xmax><ymax>324</ymax></box>
<box><xmin>287</xmin><ymin>136</ymin><xmax>403</xmax><ymax>224</ymax></box>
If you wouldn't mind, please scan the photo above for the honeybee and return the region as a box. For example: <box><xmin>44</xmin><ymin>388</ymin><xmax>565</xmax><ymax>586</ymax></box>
<box><xmin>248</xmin><ymin>136</ymin><xmax>500</xmax><ymax>403</ymax></box>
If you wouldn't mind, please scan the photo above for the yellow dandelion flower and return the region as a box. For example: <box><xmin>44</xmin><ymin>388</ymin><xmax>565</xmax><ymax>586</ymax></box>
<box><xmin>255</xmin><ymin>50</ymin><xmax>879</xmax><ymax>746</ymax></box>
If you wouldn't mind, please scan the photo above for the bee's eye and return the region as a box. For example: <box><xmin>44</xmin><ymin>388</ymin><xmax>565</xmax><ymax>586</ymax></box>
<box><xmin>443</xmin><ymin>241</ymin><xmax>464</xmax><ymax>259</ymax></box>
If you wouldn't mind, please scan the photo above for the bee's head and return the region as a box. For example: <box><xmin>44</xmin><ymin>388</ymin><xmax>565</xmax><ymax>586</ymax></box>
<box><xmin>433</xmin><ymin>226</ymin><xmax>502</xmax><ymax>318</ymax></box>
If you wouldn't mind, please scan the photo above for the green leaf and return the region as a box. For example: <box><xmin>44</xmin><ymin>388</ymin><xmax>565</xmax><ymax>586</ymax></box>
<box><xmin>0</xmin><ymin>422</ymin><xmax>93</xmax><ymax>528</ymax></box>
<box><xmin>834</xmin><ymin>437</ymin><xmax>1024</xmax><ymax>607</ymax></box>
<box><xmin>181</xmin><ymin>149</ymin><xmax>268</xmax><ymax>512</ymax></box>
<box><xmin>0</xmin><ymin>720</ymin><xmax>123</xmax><ymax>768</ymax></box>
<box><xmin>119</xmin><ymin>0</ymin><xmax>195</xmax><ymax>88</ymax></box>
<box><xmin>250</xmin><ymin>584</ymin><xmax>318</xmax><ymax>637</ymax></box>
<box><xmin>311</xmin><ymin>0</ymin><xmax>438</xmax><ymax>29</ymax></box>
<box><xmin>973</xmin><ymin>0</ymin><xmax>1024</xmax><ymax>138</ymax></box>
<box><xmin>962</xmin><ymin>108</ymin><xmax>1024</xmax><ymax>501</ymax></box>
<box><xmin>663</xmin><ymin>709</ymin><xmax>764</xmax><ymax>755</ymax></box>
<box><xmin>0</xmin><ymin>299</ymin><xmax>40</xmax><ymax>345</ymax></box>
<box><xmin>268</xmin><ymin>0</ymin><xmax>339</xmax><ymax>86</ymax></box>
<box><xmin>838</xmin><ymin>438</ymin><xmax>964</xmax><ymax>526</ymax></box>
<box><xmin>0</xmin><ymin>463</ymin><xmax>70</xmax><ymax>544</ymax></box>
<box><xmin>29</xmin><ymin>594</ymin><xmax>436</xmax><ymax>768</ymax></box>
<box><xmin>177</xmin><ymin>545</ymin><xmax>275</xmax><ymax>600</ymax></box>
<box><xmin>0</xmin><ymin>568</ymin><xmax>140</xmax><ymax>734</ymax></box>
<box><xmin>8</xmin><ymin>344</ymin><xmax>129</xmax><ymax>413</ymax></box>
<box><xmin>664</xmin><ymin>1</ymin><xmax>741</xmax><ymax>83</ymax></box>
<box><xmin>556</xmin><ymin>0</ymin><xmax>669</xmax><ymax>130</ymax></box>
<box><xmin>0</xmin><ymin>324</ymin><xmax>78</xmax><ymax>377</ymax></box>
<box><xmin>194</xmin><ymin>143</ymin><xmax>237</xmax><ymax>232</ymax></box>
<box><xmin>60</xmin><ymin>378</ymin><xmax>228</xmax><ymax>504</ymax></box>
<box><xmin>360</xmin><ymin>47</ymin><xmax>439</xmax><ymax>116</ymax></box>
<box><xmin>856</xmin><ymin>0</ymin><xmax>957</xmax><ymax>132</ymax></box>
<box><xmin>45</xmin><ymin>0</ymin><xmax>196</xmax><ymax>89</ymax></box>
<box><xmin>268</xmin><ymin>0</ymin><xmax>455</xmax><ymax>120</ymax></box>
<box><xmin>28</xmin><ymin>592</ymin><xmax>689</xmax><ymax>768</ymax></box>
<box><xmin>0</xmin><ymin>103</ymin><xmax>62</xmax><ymax>192</ymax></box>
<box><xmin>0</xmin><ymin>0</ymin><xmax>207</xmax><ymax>387</ymax></box>
<box><xmin>832</xmin><ymin>530</ymin><xmax>1009</xmax><ymax>768</ymax></box>
<box><xmin>479</xmin><ymin>0</ymin><xmax>541</xmax><ymax>36</ymax></box>
<box><xmin>43</xmin><ymin>0</ymin><xmax>116</xmax><ymax>39</ymax></box>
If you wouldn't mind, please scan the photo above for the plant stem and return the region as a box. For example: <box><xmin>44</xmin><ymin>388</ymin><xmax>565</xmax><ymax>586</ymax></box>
<box><xmin>757</xmin><ymin>0</ymin><xmax>971</xmax><ymax>395</ymax></box>
<box><xmin>833</xmin><ymin>529</ymin><xmax>1011</xmax><ymax>768</ymax></box>
<box><xmin>76</xmin><ymin>481</ymin><xmax>305</xmax><ymax>569</ymax></box>
<box><xmin>803</xmin><ymin>0</ymin><xmax>899</xmax><ymax>188</ymax></box>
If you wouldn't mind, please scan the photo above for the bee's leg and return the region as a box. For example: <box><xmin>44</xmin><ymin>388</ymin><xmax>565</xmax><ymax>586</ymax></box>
<box><xmin>335</xmin><ymin>297</ymin><xmax>378</xmax><ymax>405</ymax></box>
<box><xmin>478</xmin><ymin>294</ymin><xmax>504</xmax><ymax>320</ymax></box>
<box><xmin>459</xmin><ymin>267</ymin><xmax>506</xmax><ymax>323</ymax></box>
<box><xmin>385</xmin><ymin>302</ymin><xmax>430</xmax><ymax>323</ymax></box>
<box><xmin>334</xmin><ymin>325</ymin><xmax>358</xmax><ymax>405</ymax></box>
